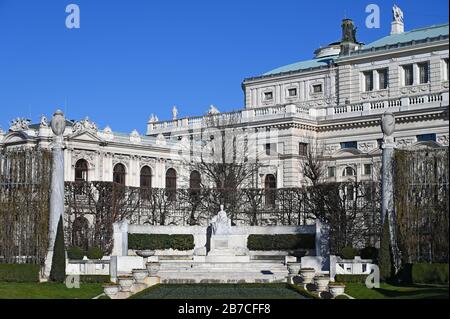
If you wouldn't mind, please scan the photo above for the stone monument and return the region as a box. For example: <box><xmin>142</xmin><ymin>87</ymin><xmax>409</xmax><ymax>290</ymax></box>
<box><xmin>205</xmin><ymin>205</ymin><xmax>250</xmax><ymax>262</ymax></box>
<box><xmin>44</xmin><ymin>109</ymin><xmax>67</xmax><ymax>278</ymax></box>
<box><xmin>380</xmin><ymin>112</ymin><xmax>401</xmax><ymax>273</ymax></box>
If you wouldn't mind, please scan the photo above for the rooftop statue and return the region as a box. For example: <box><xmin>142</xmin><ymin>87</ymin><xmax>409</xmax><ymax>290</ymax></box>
<box><xmin>72</xmin><ymin>117</ymin><xmax>98</xmax><ymax>134</ymax></box>
<box><xmin>40</xmin><ymin>115</ymin><xmax>49</xmax><ymax>127</ymax></box>
<box><xmin>211</xmin><ymin>205</ymin><xmax>232</xmax><ymax>235</ymax></box>
<box><xmin>172</xmin><ymin>106</ymin><xmax>178</xmax><ymax>120</ymax></box>
<box><xmin>9</xmin><ymin>118</ymin><xmax>31</xmax><ymax>132</ymax></box>
<box><xmin>208</xmin><ymin>104</ymin><xmax>220</xmax><ymax>115</ymax></box>
<box><xmin>341</xmin><ymin>19</ymin><xmax>357</xmax><ymax>43</ymax></box>
<box><xmin>393</xmin><ymin>4</ymin><xmax>404</xmax><ymax>23</ymax></box>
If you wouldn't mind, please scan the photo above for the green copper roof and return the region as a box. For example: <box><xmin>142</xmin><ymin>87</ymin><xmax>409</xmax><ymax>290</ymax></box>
<box><xmin>258</xmin><ymin>23</ymin><xmax>448</xmax><ymax>79</ymax></box>
<box><xmin>363</xmin><ymin>23</ymin><xmax>449</xmax><ymax>49</ymax></box>
<box><xmin>263</xmin><ymin>56</ymin><xmax>337</xmax><ymax>76</ymax></box>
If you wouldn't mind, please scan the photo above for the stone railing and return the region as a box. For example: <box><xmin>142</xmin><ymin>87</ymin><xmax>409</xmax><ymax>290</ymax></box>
<box><xmin>147</xmin><ymin>92</ymin><xmax>448</xmax><ymax>134</ymax></box>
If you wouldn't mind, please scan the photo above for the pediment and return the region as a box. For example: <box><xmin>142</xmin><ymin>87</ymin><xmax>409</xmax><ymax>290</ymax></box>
<box><xmin>332</xmin><ymin>148</ymin><xmax>363</xmax><ymax>157</ymax></box>
<box><xmin>68</xmin><ymin>130</ymin><xmax>105</xmax><ymax>143</ymax></box>
<box><xmin>2</xmin><ymin>131</ymin><xmax>30</xmax><ymax>144</ymax></box>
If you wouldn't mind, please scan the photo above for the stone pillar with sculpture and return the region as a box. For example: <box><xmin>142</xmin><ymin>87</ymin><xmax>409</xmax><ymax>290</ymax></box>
<box><xmin>380</xmin><ymin>112</ymin><xmax>401</xmax><ymax>273</ymax></box>
<box><xmin>43</xmin><ymin>110</ymin><xmax>66</xmax><ymax>278</ymax></box>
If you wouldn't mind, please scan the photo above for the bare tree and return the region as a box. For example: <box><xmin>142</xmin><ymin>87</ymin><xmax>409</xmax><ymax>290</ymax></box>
<box><xmin>181</xmin><ymin>111</ymin><xmax>262</xmax><ymax>221</ymax></box>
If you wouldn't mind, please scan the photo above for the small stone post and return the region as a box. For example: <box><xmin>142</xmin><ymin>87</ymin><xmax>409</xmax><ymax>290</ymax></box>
<box><xmin>380</xmin><ymin>112</ymin><xmax>401</xmax><ymax>273</ymax></box>
<box><xmin>44</xmin><ymin>110</ymin><xmax>66</xmax><ymax>278</ymax></box>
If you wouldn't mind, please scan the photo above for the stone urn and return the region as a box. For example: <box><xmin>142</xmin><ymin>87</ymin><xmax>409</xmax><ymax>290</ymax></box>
<box><xmin>146</xmin><ymin>262</ymin><xmax>161</xmax><ymax>276</ymax></box>
<box><xmin>136</xmin><ymin>250</ymin><xmax>155</xmax><ymax>258</ymax></box>
<box><xmin>118</xmin><ymin>276</ymin><xmax>134</xmax><ymax>292</ymax></box>
<box><xmin>132</xmin><ymin>269</ymin><xmax>149</xmax><ymax>284</ymax></box>
<box><xmin>287</xmin><ymin>262</ymin><xmax>301</xmax><ymax>275</ymax></box>
<box><xmin>329</xmin><ymin>283</ymin><xmax>346</xmax><ymax>298</ymax></box>
<box><xmin>300</xmin><ymin>268</ymin><xmax>316</xmax><ymax>284</ymax></box>
<box><xmin>314</xmin><ymin>275</ymin><xmax>330</xmax><ymax>292</ymax></box>
<box><xmin>103</xmin><ymin>284</ymin><xmax>120</xmax><ymax>298</ymax></box>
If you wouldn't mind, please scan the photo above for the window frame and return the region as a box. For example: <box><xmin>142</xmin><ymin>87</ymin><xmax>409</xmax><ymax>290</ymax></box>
<box><xmin>418</xmin><ymin>62</ymin><xmax>430</xmax><ymax>84</ymax></box>
<box><xmin>363</xmin><ymin>71</ymin><xmax>374</xmax><ymax>92</ymax></box>
<box><xmin>312</xmin><ymin>84</ymin><xmax>323</xmax><ymax>94</ymax></box>
<box><xmin>402</xmin><ymin>64</ymin><xmax>414</xmax><ymax>86</ymax></box>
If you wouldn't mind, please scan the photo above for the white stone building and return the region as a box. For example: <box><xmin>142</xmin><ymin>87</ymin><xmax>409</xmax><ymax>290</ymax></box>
<box><xmin>1</xmin><ymin>12</ymin><xmax>448</xmax><ymax>191</ymax></box>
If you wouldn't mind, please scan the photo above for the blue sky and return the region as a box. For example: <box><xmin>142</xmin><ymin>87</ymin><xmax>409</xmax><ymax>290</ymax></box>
<box><xmin>0</xmin><ymin>0</ymin><xmax>448</xmax><ymax>134</ymax></box>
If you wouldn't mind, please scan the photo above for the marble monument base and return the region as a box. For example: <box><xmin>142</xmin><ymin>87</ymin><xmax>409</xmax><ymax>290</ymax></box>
<box><xmin>205</xmin><ymin>235</ymin><xmax>250</xmax><ymax>263</ymax></box>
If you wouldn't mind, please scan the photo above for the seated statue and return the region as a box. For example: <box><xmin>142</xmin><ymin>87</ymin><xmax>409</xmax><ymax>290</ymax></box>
<box><xmin>210</xmin><ymin>205</ymin><xmax>232</xmax><ymax>235</ymax></box>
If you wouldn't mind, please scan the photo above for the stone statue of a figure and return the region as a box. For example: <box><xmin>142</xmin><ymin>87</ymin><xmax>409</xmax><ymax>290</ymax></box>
<box><xmin>172</xmin><ymin>106</ymin><xmax>178</xmax><ymax>120</ymax></box>
<box><xmin>342</xmin><ymin>20</ymin><xmax>357</xmax><ymax>43</ymax></box>
<box><xmin>211</xmin><ymin>205</ymin><xmax>232</xmax><ymax>235</ymax></box>
<box><xmin>393</xmin><ymin>5</ymin><xmax>404</xmax><ymax>23</ymax></box>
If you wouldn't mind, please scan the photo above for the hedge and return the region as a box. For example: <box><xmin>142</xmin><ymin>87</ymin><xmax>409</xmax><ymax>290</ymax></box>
<box><xmin>67</xmin><ymin>247</ymin><xmax>85</xmax><ymax>260</ymax></box>
<box><xmin>87</xmin><ymin>247</ymin><xmax>104</xmax><ymax>260</ymax></box>
<box><xmin>411</xmin><ymin>263</ymin><xmax>449</xmax><ymax>285</ymax></box>
<box><xmin>247</xmin><ymin>234</ymin><xmax>315</xmax><ymax>251</ymax></box>
<box><xmin>339</xmin><ymin>247</ymin><xmax>358</xmax><ymax>260</ymax></box>
<box><xmin>0</xmin><ymin>264</ymin><xmax>40</xmax><ymax>283</ymax></box>
<box><xmin>128</xmin><ymin>234</ymin><xmax>195</xmax><ymax>251</ymax></box>
<box><xmin>78</xmin><ymin>275</ymin><xmax>110</xmax><ymax>283</ymax></box>
<box><xmin>334</xmin><ymin>274</ymin><xmax>369</xmax><ymax>284</ymax></box>
<box><xmin>50</xmin><ymin>216</ymin><xmax>66</xmax><ymax>283</ymax></box>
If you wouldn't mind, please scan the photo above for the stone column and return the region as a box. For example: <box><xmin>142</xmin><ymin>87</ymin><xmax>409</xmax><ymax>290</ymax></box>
<box><xmin>381</xmin><ymin>112</ymin><xmax>395</xmax><ymax>224</ymax></box>
<box><xmin>380</xmin><ymin>112</ymin><xmax>401</xmax><ymax>273</ymax></box>
<box><xmin>44</xmin><ymin>110</ymin><xmax>67</xmax><ymax>278</ymax></box>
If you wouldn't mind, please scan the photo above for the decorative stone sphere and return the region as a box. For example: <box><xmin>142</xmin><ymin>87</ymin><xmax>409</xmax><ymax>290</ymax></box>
<box><xmin>51</xmin><ymin>109</ymin><xmax>66</xmax><ymax>136</ymax></box>
<box><xmin>381</xmin><ymin>112</ymin><xmax>395</xmax><ymax>137</ymax></box>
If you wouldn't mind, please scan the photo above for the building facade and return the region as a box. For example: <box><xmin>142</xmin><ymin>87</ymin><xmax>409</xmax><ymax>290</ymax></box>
<box><xmin>1</xmin><ymin>11</ymin><xmax>449</xmax><ymax>191</ymax></box>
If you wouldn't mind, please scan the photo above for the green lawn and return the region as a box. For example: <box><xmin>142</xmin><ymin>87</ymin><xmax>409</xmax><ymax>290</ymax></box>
<box><xmin>346</xmin><ymin>283</ymin><xmax>449</xmax><ymax>299</ymax></box>
<box><xmin>131</xmin><ymin>283</ymin><xmax>308</xmax><ymax>299</ymax></box>
<box><xmin>0</xmin><ymin>282</ymin><xmax>104</xmax><ymax>299</ymax></box>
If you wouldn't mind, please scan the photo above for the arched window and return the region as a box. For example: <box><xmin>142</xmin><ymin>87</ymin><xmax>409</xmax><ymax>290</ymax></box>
<box><xmin>113</xmin><ymin>163</ymin><xmax>126</xmax><ymax>185</ymax></box>
<box><xmin>75</xmin><ymin>159</ymin><xmax>89</xmax><ymax>182</ymax></box>
<box><xmin>140</xmin><ymin>166</ymin><xmax>152</xmax><ymax>189</ymax></box>
<box><xmin>72</xmin><ymin>217</ymin><xmax>89</xmax><ymax>251</ymax></box>
<box><xmin>189</xmin><ymin>171</ymin><xmax>201</xmax><ymax>201</ymax></box>
<box><xmin>343</xmin><ymin>166</ymin><xmax>356</xmax><ymax>177</ymax></box>
<box><xmin>265</xmin><ymin>174</ymin><xmax>277</xmax><ymax>207</ymax></box>
<box><xmin>165</xmin><ymin>168</ymin><xmax>177</xmax><ymax>201</ymax></box>
<box><xmin>189</xmin><ymin>171</ymin><xmax>201</xmax><ymax>190</ymax></box>
<box><xmin>140</xmin><ymin>166</ymin><xmax>152</xmax><ymax>201</ymax></box>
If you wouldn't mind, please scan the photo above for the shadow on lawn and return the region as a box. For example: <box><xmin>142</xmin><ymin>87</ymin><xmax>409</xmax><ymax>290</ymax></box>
<box><xmin>376</xmin><ymin>285</ymin><xmax>449</xmax><ymax>299</ymax></box>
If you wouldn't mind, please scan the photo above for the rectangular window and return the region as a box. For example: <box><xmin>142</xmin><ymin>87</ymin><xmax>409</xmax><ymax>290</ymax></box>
<box><xmin>265</xmin><ymin>143</ymin><xmax>276</xmax><ymax>155</ymax></box>
<box><xmin>418</xmin><ymin>62</ymin><xmax>429</xmax><ymax>84</ymax></box>
<box><xmin>288</xmin><ymin>88</ymin><xmax>297</xmax><ymax>97</ymax></box>
<box><xmin>312</xmin><ymin>84</ymin><xmax>323</xmax><ymax>93</ymax></box>
<box><xmin>417</xmin><ymin>133</ymin><xmax>436</xmax><ymax>142</ymax></box>
<box><xmin>403</xmin><ymin>64</ymin><xmax>414</xmax><ymax>86</ymax></box>
<box><xmin>364</xmin><ymin>164</ymin><xmax>372</xmax><ymax>175</ymax></box>
<box><xmin>363</xmin><ymin>71</ymin><xmax>374</xmax><ymax>92</ymax></box>
<box><xmin>328</xmin><ymin>167</ymin><xmax>336</xmax><ymax>178</ymax></box>
<box><xmin>444</xmin><ymin>58</ymin><xmax>449</xmax><ymax>81</ymax></box>
<box><xmin>340</xmin><ymin>141</ymin><xmax>358</xmax><ymax>149</ymax></box>
<box><xmin>378</xmin><ymin>68</ymin><xmax>388</xmax><ymax>89</ymax></box>
<box><xmin>264</xmin><ymin>91</ymin><xmax>273</xmax><ymax>101</ymax></box>
<box><xmin>299</xmin><ymin>143</ymin><xmax>308</xmax><ymax>156</ymax></box>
